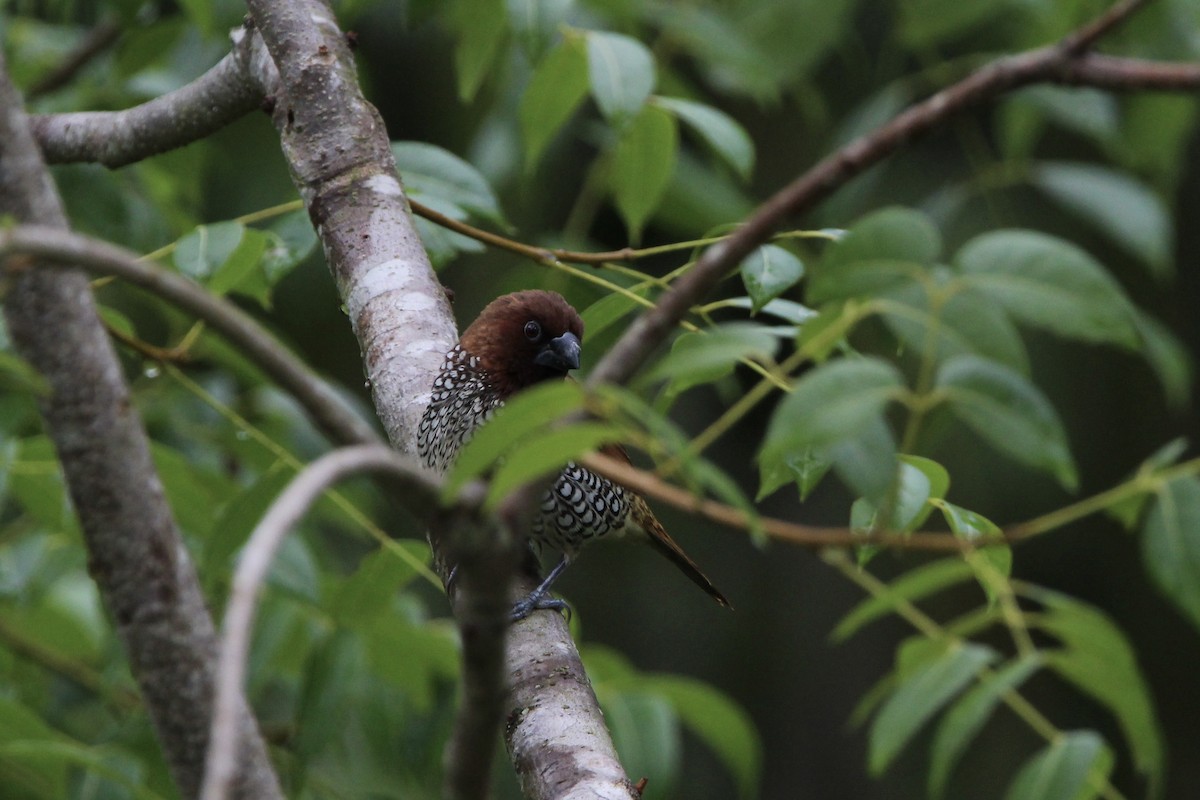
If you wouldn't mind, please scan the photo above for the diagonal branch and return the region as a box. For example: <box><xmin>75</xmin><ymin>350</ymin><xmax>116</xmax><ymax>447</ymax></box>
<box><xmin>586</xmin><ymin>0</ymin><xmax>1167</xmax><ymax>389</ymax></box>
<box><xmin>0</xmin><ymin>224</ymin><xmax>380</xmax><ymax>448</ymax></box>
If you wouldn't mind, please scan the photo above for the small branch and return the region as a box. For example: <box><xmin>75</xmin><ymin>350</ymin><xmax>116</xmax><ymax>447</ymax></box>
<box><xmin>202</xmin><ymin>444</ymin><xmax>445</xmax><ymax>800</ymax></box>
<box><xmin>0</xmin><ymin>224</ymin><xmax>380</xmax><ymax>449</ymax></box>
<box><xmin>1059</xmin><ymin>53</ymin><xmax>1200</xmax><ymax>90</ymax></box>
<box><xmin>27</xmin><ymin>19</ymin><xmax>122</xmax><ymax>98</ymax></box>
<box><xmin>585</xmin><ymin>0</ymin><xmax>1170</xmax><ymax>389</ymax></box>
<box><xmin>31</xmin><ymin>24</ymin><xmax>263</xmax><ymax>168</ymax></box>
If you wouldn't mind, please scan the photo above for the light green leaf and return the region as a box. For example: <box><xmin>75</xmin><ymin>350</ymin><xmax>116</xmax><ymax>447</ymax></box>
<box><xmin>520</xmin><ymin>34</ymin><xmax>589</xmax><ymax>167</ymax></box>
<box><xmin>451</xmin><ymin>0</ymin><xmax>509</xmax><ymax>101</ymax></box>
<box><xmin>849</xmin><ymin>455</ymin><xmax>944</xmax><ymax>534</ymax></box>
<box><xmin>642</xmin><ymin>675</ymin><xmax>761</xmax><ymax>799</ymax></box>
<box><xmin>1030</xmin><ymin>162</ymin><xmax>1172</xmax><ymax>279</ymax></box>
<box><xmin>331</xmin><ymin>543</ymin><xmax>429</xmax><ymax>626</ymax></box>
<box><xmin>1003</xmin><ymin>731</ymin><xmax>1112</xmax><ymax>800</ymax></box>
<box><xmin>586</xmin><ymin>30</ymin><xmax>655</xmax><ymax>122</ymax></box>
<box><xmin>643</xmin><ymin>323</ymin><xmax>778</xmax><ymax>393</ymax></box>
<box><xmin>603</xmin><ymin>691</ymin><xmax>680</xmax><ymax>796</ymax></box>
<box><xmin>1142</xmin><ymin>476</ymin><xmax>1200</xmax><ymax>633</ymax></box>
<box><xmin>955</xmin><ymin>230</ymin><xmax>1138</xmax><ymax>348</ymax></box>
<box><xmin>937</xmin><ymin>356</ymin><xmax>1077</xmax><ymax>490</ymax></box>
<box><xmin>930</xmin><ymin>654</ymin><xmax>1044</xmax><ymax>798</ymax></box>
<box><xmin>756</xmin><ymin>446</ymin><xmax>829</xmax><ymax>502</ymax></box>
<box><xmin>834</xmin><ymin>416</ymin><xmax>898</xmax><ymax>506</ymax></box>
<box><xmin>739</xmin><ymin>245</ymin><xmax>805</xmax><ymax>313</ymax></box>
<box><xmin>654</xmin><ymin>96</ymin><xmax>754</xmax><ymax>180</ymax></box>
<box><xmin>869</xmin><ymin>642</ymin><xmax>998</xmax><ymax>775</ymax></box>
<box><xmin>610</xmin><ymin>104</ymin><xmax>678</xmax><ymax>239</ymax></box>
<box><xmin>833</xmin><ymin>558</ymin><xmax>976</xmax><ymax>642</ymax></box>
<box><xmin>808</xmin><ymin>206</ymin><xmax>940</xmax><ymax>304</ymax></box>
<box><xmin>485</xmin><ymin>422</ymin><xmax>623</xmax><ymax>508</ymax></box>
<box><xmin>173</xmin><ymin>221</ymin><xmax>245</xmax><ymax>281</ymax></box>
<box><xmin>207</xmin><ymin>227</ymin><xmax>269</xmax><ymax>298</ymax></box>
<box><xmin>392</xmin><ymin>141</ymin><xmax>505</xmax><ymax>226</ymax></box>
<box><xmin>1107</xmin><ymin>439</ymin><xmax>1188</xmax><ymax>530</ymax></box>
<box><xmin>1027</xmin><ymin>586</ymin><xmax>1164</xmax><ymax>789</ymax></box>
<box><xmin>444</xmin><ymin>381</ymin><xmax>585</xmax><ymax>497</ymax></box>
<box><xmin>936</xmin><ymin>501</ymin><xmax>1011</xmax><ymax>606</ymax></box>
<box><xmin>0</xmin><ymin>351</ymin><xmax>49</xmax><ymax>396</ymax></box>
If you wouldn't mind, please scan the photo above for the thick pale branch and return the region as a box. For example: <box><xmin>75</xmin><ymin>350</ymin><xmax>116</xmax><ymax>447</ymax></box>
<box><xmin>0</xmin><ymin>224</ymin><xmax>380</xmax><ymax>448</ymax></box>
<box><xmin>202</xmin><ymin>445</ymin><xmax>442</xmax><ymax>800</ymax></box>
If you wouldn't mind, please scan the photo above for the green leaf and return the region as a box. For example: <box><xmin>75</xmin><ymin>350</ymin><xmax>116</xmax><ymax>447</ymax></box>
<box><xmin>0</xmin><ymin>351</ymin><xmax>49</xmax><ymax>396</ymax></box>
<box><xmin>936</xmin><ymin>501</ymin><xmax>1012</xmax><ymax>606</ymax></box>
<box><xmin>1030</xmin><ymin>162</ymin><xmax>1172</xmax><ymax>279</ymax></box>
<box><xmin>1003</xmin><ymin>732</ymin><xmax>1112</xmax><ymax>800</ymax></box>
<box><xmin>808</xmin><ymin>206</ymin><xmax>940</xmax><ymax>304</ymax></box>
<box><xmin>643</xmin><ymin>323</ymin><xmax>778</xmax><ymax>393</ymax></box>
<box><xmin>739</xmin><ymin>245</ymin><xmax>804</xmax><ymax>313</ymax></box>
<box><xmin>443</xmin><ymin>381</ymin><xmax>585</xmax><ymax>497</ymax></box>
<box><xmin>207</xmin><ymin>227</ymin><xmax>269</xmax><ymax>298</ymax></box>
<box><xmin>937</xmin><ymin>356</ymin><xmax>1077</xmax><ymax>490</ymax></box>
<box><xmin>955</xmin><ymin>230</ymin><xmax>1138</xmax><ymax>348</ymax></box>
<box><xmin>0</xmin><ymin>696</ymin><xmax>68</xmax><ymax>797</ymax></box>
<box><xmin>586</xmin><ymin>30</ymin><xmax>655</xmax><ymax>122</ymax></box>
<box><xmin>1107</xmin><ymin>439</ymin><xmax>1188</xmax><ymax>529</ymax></box>
<box><xmin>756</xmin><ymin>446</ymin><xmax>829</xmax><ymax>502</ymax></box>
<box><xmin>654</xmin><ymin>96</ymin><xmax>754</xmax><ymax>180</ymax></box>
<box><xmin>869</xmin><ymin>642</ymin><xmax>998</xmax><ymax>775</ymax></box>
<box><xmin>392</xmin><ymin>141</ymin><xmax>506</xmax><ymax>226</ymax></box>
<box><xmin>833</xmin><ymin>558</ymin><xmax>976</xmax><ymax>642</ymax></box>
<box><xmin>1027</xmin><ymin>586</ymin><xmax>1164</xmax><ymax>790</ymax></box>
<box><xmin>173</xmin><ymin>221</ymin><xmax>245</xmax><ymax>281</ymax></box>
<box><xmin>331</xmin><ymin>544</ymin><xmax>428</xmax><ymax>626</ymax></box>
<box><xmin>602</xmin><ymin>691</ymin><xmax>681</xmax><ymax>797</ymax></box>
<box><xmin>761</xmin><ymin>357</ymin><xmax>904</xmax><ymax>460</ymax></box>
<box><xmin>485</xmin><ymin>421</ymin><xmax>624</xmax><ymax>508</ymax></box>
<box><xmin>450</xmin><ymin>0</ymin><xmax>509</xmax><ymax>101</ymax></box>
<box><xmin>261</xmin><ymin>209</ymin><xmax>318</xmax><ymax>286</ymax></box>
<box><xmin>295</xmin><ymin>629</ymin><xmax>367</xmax><ymax>760</ymax></box>
<box><xmin>1132</xmin><ymin>310</ymin><xmax>1192</xmax><ymax>411</ymax></box>
<box><xmin>930</xmin><ymin>654</ymin><xmax>1044</xmax><ymax>798</ymax></box>
<box><xmin>610</xmin><ymin>104</ymin><xmax>678</xmax><ymax>239</ymax></box>
<box><xmin>520</xmin><ymin>35</ymin><xmax>589</xmax><ymax>167</ymax></box>
<box><xmin>642</xmin><ymin>675</ymin><xmax>761</xmax><ymax>799</ymax></box>
<box><xmin>1141</xmin><ymin>476</ymin><xmax>1200</xmax><ymax>633</ymax></box>
<box><xmin>832</xmin><ymin>416</ymin><xmax>898</xmax><ymax>505</ymax></box>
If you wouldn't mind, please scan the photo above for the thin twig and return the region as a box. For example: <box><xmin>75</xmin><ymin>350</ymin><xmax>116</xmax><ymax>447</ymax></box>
<box><xmin>27</xmin><ymin>19</ymin><xmax>122</xmax><ymax>98</ymax></box>
<box><xmin>201</xmin><ymin>445</ymin><xmax>445</xmax><ymax>800</ymax></box>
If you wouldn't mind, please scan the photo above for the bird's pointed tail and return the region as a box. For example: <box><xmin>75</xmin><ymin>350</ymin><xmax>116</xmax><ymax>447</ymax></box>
<box><xmin>631</xmin><ymin>496</ymin><xmax>732</xmax><ymax>609</ymax></box>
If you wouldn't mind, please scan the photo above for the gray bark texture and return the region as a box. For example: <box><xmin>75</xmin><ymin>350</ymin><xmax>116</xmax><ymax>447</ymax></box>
<box><xmin>0</xmin><ymin>55</ymin><xmax>283</xmax><ymax>800</ymax></box>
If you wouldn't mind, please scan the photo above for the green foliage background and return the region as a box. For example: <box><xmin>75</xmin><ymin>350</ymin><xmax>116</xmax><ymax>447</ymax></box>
<box><xmin>2</xmin><ymin>0</ymin><xmax>1200</xmax><ymax>798</ymax></box>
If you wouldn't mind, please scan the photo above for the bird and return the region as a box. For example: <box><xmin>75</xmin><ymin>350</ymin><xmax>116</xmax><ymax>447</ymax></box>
<box><xmin>417</xmin><ymin>289</ymin><xmax>730</xmax><ymax>619</ymax></box>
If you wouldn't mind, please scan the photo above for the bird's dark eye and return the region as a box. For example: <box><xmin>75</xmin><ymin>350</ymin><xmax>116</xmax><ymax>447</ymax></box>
<box><xmin>523</xmin><ymin>321</ymin><xmax>542</xmax><ymax>341</ymax></box>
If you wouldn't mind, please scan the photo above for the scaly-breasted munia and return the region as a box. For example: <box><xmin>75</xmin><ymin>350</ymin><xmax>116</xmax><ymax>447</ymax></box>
<box><xmin>418</xmin><ymin>290</ymin><xmax>729</xmax><ymax>619</ymax></box>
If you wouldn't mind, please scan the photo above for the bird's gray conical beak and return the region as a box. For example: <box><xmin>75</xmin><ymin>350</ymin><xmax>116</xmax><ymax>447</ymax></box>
<box><xmin>535</xmin><ymin>331</ymin><xmax>581</xmax><ymax>372</ymax></box>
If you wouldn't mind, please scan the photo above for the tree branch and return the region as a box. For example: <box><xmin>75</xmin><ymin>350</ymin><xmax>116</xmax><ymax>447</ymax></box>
<box><xmin>0</xmin><ymin>53</ymin><xmax>282</xmax><ymax>800</ymax></box>
<box><xmin>0</xmin><ymin>224</ymin><xmax>380</xmax><ymax>449</ymax></box>
<box><xmin>29</xmin><ymin>23</ymin><xmax>263</xmax><ymax>168</ymax></box>
<box><xmin>586</xmin><ymin>0</ymin><xmax>1172</xmax><ymax>389</ymax></box>
<box><xmin>202</xmin><ymin>445</ymin><xmax>444</xmax><ymax>800</ymax></box>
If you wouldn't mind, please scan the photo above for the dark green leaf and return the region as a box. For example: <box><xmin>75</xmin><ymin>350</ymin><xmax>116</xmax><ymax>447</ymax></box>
<box><xmin>869</xmin><ymin>642</ymin><xmax>998</xmax><ymax>775</ymax></box>
<box><xmin>1030</xmin><ymin>162</ymin><xmax>1172</xmax><ymax>279</ymax></box>
<box><xmin>520</xmin><ymin>34</ymin><xmax>589</xmax><ymax>167</ymax></box>
<box><xmin>1003</xmin><ymin>731</ymin><xmax>1112</xmax><ymax>800</ymax></box>
<box><xmin>642</xmin><ymin>675</ymin><xmax>761</xmax><ymax>799</ymax></box>
<box><xmin>930</xmin><ymin>654</ymin><xmax>1044</xmax><ymax>798</ymax></box>
<box><xmin>937</xmin><ymin>356</ymin><xmax>1077</xmax><ymax>490</ymax></box>
<box><xmin>331</xmin><ymin>544</ymin><xmax>428</xmax><ymax>626</ymax></box>
<box><xmin>610</xmin><ymin>104</ymin><xmax>678</xmax><ymax>239</ymax></box>
<box><xmin>833</xmin><ymin>558</ymin><xmax>976</xmax><ymax>642</ymax></box>
<box><xmin>1028</xmin><ymin>586</ymin><xmax>1164</xmax><ymax>789</ymax></box>
<box><xmin>1132</xmin><ymin>310</ymin><xmax>1192</xmax><ymax>411</ymax></box>
<box><xmin>444</xmin><ymin>381</ymin><xmax>585</xmax><ymax>496</ymax></box>
<box><xmin>586</xmin><ymin>31</ymin><xmax>655</xmax><ymax>122</ymax></box>
<box><xmin>450</xmin><ymin>0</ymin><xmax>509</xmax><ymax>101</ymax></box>
<box><xmin>654</xmin><ymin>96</ymin><xmax>754</xmax><ymax>180</ymax></box>
<box><xmin>756</xmin><ymin>446</ymin><xmax>829</xmax><ymax>502</ymax></box>
<box><xmin>485</xmin><ymin>421</ymin><xmax>624</xmax><ymax>508</ymax></box>
<box><xmin>602</xmin><ymin>691</ymin><xmax>680</xmax><ymax>797</ymax></box>
<box><xmin>392</xmin><ymin>141</ymin><xmax>506</xmax><ymax>226</ymax></box>
<box><xmin>808</xmin><ymin>207</ymin><xmax>940</xmax><ymax>304</ymax></box>
<box><xmin>955</xmin><ymin>230</ymin><xmax>1138</xmax><ymax>348</ymax></box>
<box><xmin>643</xmin><ymin>323</ymin><xmax>778</xmax><ymax>393</ymax></box>
<box><xmin>739</xmin><ymin>245</ymin><xmax>805</xmax><ymax>313</ymax></box>
<box><xmin>1142</xmin><ymin>476</ymin><xmax>1200</xmax><ymax>633</ymax></box>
